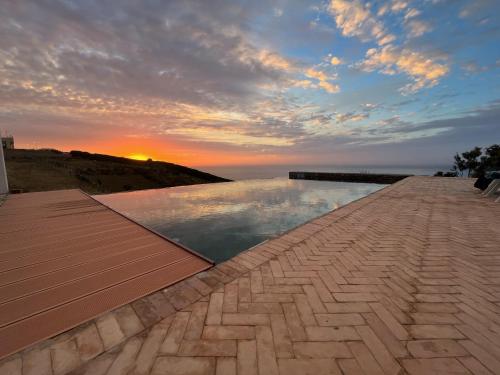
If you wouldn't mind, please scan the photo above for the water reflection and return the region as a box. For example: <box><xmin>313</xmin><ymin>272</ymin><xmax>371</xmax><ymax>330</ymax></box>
<box><xmin>96</xmin><ymin>178</ymin><xmax>385</xmax><ymax>263</ymax></box>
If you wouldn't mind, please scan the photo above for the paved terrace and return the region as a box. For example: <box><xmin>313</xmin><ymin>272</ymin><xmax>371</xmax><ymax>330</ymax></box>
<box><xmin>1</xmin><ymin>177</ymin><xmax>500</xmax><ymax>375</ymax></box>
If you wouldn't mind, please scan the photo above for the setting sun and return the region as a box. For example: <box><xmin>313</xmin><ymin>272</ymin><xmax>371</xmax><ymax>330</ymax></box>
<box><xmin>127</xmin><ymin>153</ymin><xmax>151</xmax><ymax>161</ymax></box>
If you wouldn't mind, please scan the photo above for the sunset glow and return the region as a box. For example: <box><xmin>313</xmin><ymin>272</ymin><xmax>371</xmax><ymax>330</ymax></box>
<box><xmin>127</xmin><ymin>154</ymin><xmax>151</xmax><ymax>161</ymax></box>
<box><xmin>1</xmin><ymin>1</ymin><xmax>499</xmax><ymax>168</ymax></box>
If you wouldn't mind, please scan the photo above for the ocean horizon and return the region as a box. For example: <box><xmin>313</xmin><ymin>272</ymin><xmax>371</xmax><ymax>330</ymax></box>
<box><xmin>198</xmin><ymin>164</ymin><xmax>450</xmax><ymax>181</ymax></box>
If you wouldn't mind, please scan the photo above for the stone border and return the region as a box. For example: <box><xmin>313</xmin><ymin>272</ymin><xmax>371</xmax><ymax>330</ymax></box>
<box><xmin>0</xmin><ymin>178</ymin><xmax>409</xmax><ymax>374</ymax></box>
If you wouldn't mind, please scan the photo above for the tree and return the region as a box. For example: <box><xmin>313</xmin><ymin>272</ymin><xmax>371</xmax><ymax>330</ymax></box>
<box><xmin>452</xmin><ymin>153</ymin><xmax>466</xmax><ymax>176</ymax></box>
<box><xmin>462</xmin><ymin>146</ymin><xmax>482</xmax><ymax>177</ymax></box>
<box><xmin>481</xmin><ymin>144</ymin><xmax>500</xmax><ymax>171</ymax></box>
<box><xmin>452</xmin><ymin>144</ymin><xmax>500</xmax><ymax>177</ymax></box>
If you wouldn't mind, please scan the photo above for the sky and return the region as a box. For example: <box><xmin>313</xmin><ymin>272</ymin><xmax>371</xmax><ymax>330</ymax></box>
<box><xmin>0</xmin><ymin>0</ymin><xmax>499</xmax><ymax>168</ymax></box>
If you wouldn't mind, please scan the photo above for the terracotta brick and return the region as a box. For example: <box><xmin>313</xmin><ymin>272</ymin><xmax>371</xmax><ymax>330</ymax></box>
<box><xmin>187</xmin><ymin>275</ymin><xmax>213</xmax><ymax>296</ymax></box>
<box><xmin>270</xmin><ymin>313</ymin><xmax>294</xmax><ymax>358</ymax></box>
<box><xmin>131</xmin><ymin>295</ymin><xmax>160</xmax><ymax>327</ymax></box>
<box><xmin>184</xmin><ymin>302</ymin><xmax>209</xmax><ymax>340</ymax></box>
<box><xmin>338</xmin><ymin>358</ymin><xmax>364</xmax><ymax>374</ymax></box>
<box><xmin>278</xmin><ymin>359</ymin><xmax>342</xmax><ymax>375</ymax></box>
<box><xmin>250</xmin><ymin>270</ymin><xmax>264</xmax><ymax>294</ymax></box>
<box><xmin>363</xmin><ymin>312</ymin><xmax>408</xmax><ymax>358</ymax></box>
<box><xmin>407</xmin><ymin>339</ymin><xmax>469</xmax><ymax>358</ymax></box>
<box><xmin>324</xmin><ymin>302</ymin><xmax>371</xmax><ymax>313</ymax></box>
<box><xmin>237</xmin><ymin>340</ymin><xmax>257</xmax><ymax>375</ymax></box>
<box><xmin>238</xmin><ymin>277</ymin><xmax>251</xmax><ymax>303</ymax></box>
<box><xmin>356</xmin><ymin>325</ymin><xmax>401</xmax><ymax>375</ymax></box>
<box><xmin>414</xmin><ymin>303</ymin><xmax>459</xmax><ymax>313</ymax></box>
<box><xmin>206</xmin><ymin>293</ymin><xmax>224</xmax><ymax>325</ymax></box>
<box><xmin>459</xmin><ymin>340</ymin><xmax>500</xmax><ymax>374</ymax></box>
<box><xmin>237</xmin><ymin>302</ymin><xmax>282</xmax><ymax>314</ymax></box>
<box><xmin>370</xmin><ymin>302</ymin><xmax>409</xmax><ymax>340</ymax></box>
<box><xmin>256</xmin><ymin>326</ymin><xmax>279</xmax><ymax>375</ymax></box>
<box><xmin>151</xmin><ymin>356</ymin><xmax>216</xmax><ymax>375</ymax></box>
<box><xmin>270</xmin><ymin>260</ymin><xmax>284</xmax><ymax>278</ymax></box>
<box><xmin>178</xmin><ymin>339</ymin><xmax>237</xmax><ymax>356</ymax></box>
<box><xmin>348</xmin><ymin>341</ymin><xmax>384</xmax><ymax>375</ymax></box>
<box><xmin>146</xmin><ymin>292</ymin><xmax>176</xmax><ymax>320</ymax></box>
<box><xmin>333</xmin><ymin>293</ymin><xmax>378</xmax><ymax>302</ymax></box>
<box><xmin>96</xmin><ymin>312</ymin><xmax>125</xmax><ymax>350</ymax></box>
<box><xmin>306</xmin><ymin>326</ymin><xmax>360</xmax><ymax>341</ymax></box>
<box><xmin>106</xmin><ymin>336</ymin><xmax>142</xmax><ymax>375</ymax></box>
<box><xmin>222</xmin><ymin>283</ymin><xmax>238</xmax><ymax>313</ymax></box>
<box><xmin>411</xmin><ymin>312</ymin><xmax>460</xmax><ymax>325</ymax></box>
<box><xmin>222</xmin><ymin>313</ymin><xmax>269</xmax><ymax>326</ymax></box>
<box><xmin>264</xmin><ymin>285</ymin><xmax>303</xmax><ymax>293</ymax></box>
<box><xmin>75</xmin><ymin>323</ymin><xmax>104</xmax><ymax>362</ymax></box>
<box><xmin>0</xmin><ymin>357</ymin><xmax>21</xmax><ymax>375</ymax></box>
<box><xmin>293</xmin><ymin>342</ymin><xmax>351</xmax><ymax>359</ymax></box>
<box><xmin>458</xmin><ymin>356</ymin><xmax>496</xmax><ymax>375</ymax></box>
<box><xmin>409</xmin><ymin>325</ymin><xmax>465</xmax><ymax>339</ymax></box>
<box><xmin>303</xmin><ymin>285</ymin><xmax>327</xmax><ymax>313</ymax></box>
<box><xmin>133</xmin><ymin>320</ymin><xmax>172</xmax><ymax>375</ymax></box>
<box><xmin>293</xmin><ymin>294</ymin><xmax>317</xmax><ymax>326</ymax></box>
<box><xmin>282</xmin><ymin>303</ymin><xmax>307</xmax><ymax>341</ymax></box>
<box><xmin>77</xmin><ymin>352</ymin><xmax>115</xmax><ymax>375</ymax></box>
<box><xmin>402</xmin><ymin>358</ymin><xmax>470</xmax><ymax>374</ymax></box>
<box><xmin>114</xmin><ymin>304</ymin><xmax>144</xmax><ymax>337</ymax></box>
<box><xmin>23</xmin><ymin>348</ymin><xmax>51</xmax><ymax>375</ymax></box>
<box><xmin>216</xmin><ymin>357</ymin><xmax>236</xmax><ymax>375</ymax></box>
<box><xmin>315</xmin><ymin>313</ymin><xmax>364</xmax><ymax>326</ymax></box>
<box><xmin>50</xmin><ymin>339</ymin><xmax>81</xmax><ymax>375</ymax></box>
<box><xmin>160</xmin><ymin>312</ymin><xmax>190</xmax><ymax>354</ymax></box>
<box><xmin>202</xmin><ymin>325</ymin><xmax>255</xmax><ymax>340</ymax></box>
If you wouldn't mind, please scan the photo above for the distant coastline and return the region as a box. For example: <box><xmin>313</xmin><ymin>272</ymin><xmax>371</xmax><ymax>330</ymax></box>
<box><xmin>200</xmin><ymin>164</ymin><xmax>448</xmax><ymax>181</ymax></box>
<box><xmin>4</xmin><ymin>149</ymin><xmax>230</xmax><ymax>194</ymax></box>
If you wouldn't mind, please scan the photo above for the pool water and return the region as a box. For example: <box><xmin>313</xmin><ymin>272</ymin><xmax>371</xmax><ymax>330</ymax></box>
<box><xmin>95</xmin><ymin>178</ymin><xmax>386</xmax><ymax>263</ymax></box>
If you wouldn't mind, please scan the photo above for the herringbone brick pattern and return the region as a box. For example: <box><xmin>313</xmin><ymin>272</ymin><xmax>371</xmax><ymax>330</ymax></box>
<box><xmin>7</xmin><ymin>177</ymin><xmax>499</xmax><ymax>375</ymax></box>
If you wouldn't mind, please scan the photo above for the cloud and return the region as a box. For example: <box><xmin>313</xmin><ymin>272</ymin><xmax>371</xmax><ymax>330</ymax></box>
<box><xmin>459</xmin><ymin>0</ymin><xmax>496</xmax><ymax>21</ymax></box>
<box><xmin>305</xmin><ymin>68</ymin><xmax>340</xmax><ymax>93</ymax></box>
<box><xmin>328</xmin><ymin>0</ymin><xmax>395</xmax><ymax>45</ymax></box>
<box><xmin>0</xmin><ymin>0</ymin><xmax>497</xmax><ymax>167</ymax></box>
<box><xmin>405</xmin><ymin>19</ymin><xmax>432</xmax><ymax>38</ymax></box>
<box><xmin>336</xmin><ymin>112</ymin><xmax>368</xmax><ymax>124</ymax></box>
<box><xmin>404</xmin><ymin>8</ymin><xmax>421</xmax><ymax>20</ymax></box>
<box><xmin>359</xmin><ymin>46</ymin><xmax>449</xmax><ymax>93</ymax></box>
<box><xmin>0</xmin><ymin>1</ymin><xmax>321</xmax><ymax>148</ymax></box>
<box><xmin>327</xmin><ymin>0</ymin><xmax>446</xmax><ymax>92</ymax></box>
<box><xmin>330</xmin><ymin>56</ymin><xmax>342</xmax><ymax>65</ymax></box>
<box><xmin>318</xmin><ymin>81</ymin><xmax>340</xmax><ymax>94</ymax></box>
<box><xmin>390</xmin><ymin>1</ymin><xmax>410</xmax><ymax>13</ymax></box>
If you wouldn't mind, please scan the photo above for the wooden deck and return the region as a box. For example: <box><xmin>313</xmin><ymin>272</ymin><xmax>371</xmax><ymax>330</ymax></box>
<box><xmin>0</xmin><ymin>189</ymin><xmax>212</xmax><ymax>359</ymax></box>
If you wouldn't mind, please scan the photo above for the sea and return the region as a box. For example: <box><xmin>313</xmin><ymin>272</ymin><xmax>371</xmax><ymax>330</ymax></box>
<box><xmin>197</xmin><ymin>165</ymin><xmax>449</xmax><ymax>181</ymax></box>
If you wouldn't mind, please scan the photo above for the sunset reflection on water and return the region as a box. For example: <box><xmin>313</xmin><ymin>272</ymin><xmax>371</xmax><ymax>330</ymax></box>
<box><xmin>96</xmin><ymin>178</ymin><xmax>385</xmax><ymax>263</ymax></box>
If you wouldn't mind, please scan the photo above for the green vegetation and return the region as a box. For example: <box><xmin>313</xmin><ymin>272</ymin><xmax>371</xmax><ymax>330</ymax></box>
<box><xmin>4</xmin><ymin>149</ymin><xmax>230</xmax><ymax>194</ymax></box>
<box><xmin>434</xmin><ymin>144</ymin><xmax>500</xmax><ymax>177</ymax></box>
<box><xmin>452</xmin><ymin>144</ymin><xmax>500</xmax><ymax>177</ymax></box>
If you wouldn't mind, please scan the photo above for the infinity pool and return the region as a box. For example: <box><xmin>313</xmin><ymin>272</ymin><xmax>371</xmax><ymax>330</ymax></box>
<box><xmin>96</xmin><ymin>178</ymin><xmax>386</xmax><ymax>263</ymax></box>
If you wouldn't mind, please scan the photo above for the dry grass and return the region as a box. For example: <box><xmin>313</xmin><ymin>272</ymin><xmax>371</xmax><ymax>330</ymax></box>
<box><xmin>5</xmin><ymin>149</ymin><xmax>229</xmax><ymax>194</ymax></box>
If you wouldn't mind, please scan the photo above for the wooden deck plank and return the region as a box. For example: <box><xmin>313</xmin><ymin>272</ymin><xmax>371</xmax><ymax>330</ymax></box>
<box><xmin>0</xmin><ymin>189</ymin><xmax>212</xmax><ymax>359</ymax></box>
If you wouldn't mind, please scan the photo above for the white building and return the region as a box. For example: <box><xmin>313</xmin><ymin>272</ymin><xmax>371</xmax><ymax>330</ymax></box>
<box><xmin>1</xmin><ymin>136</ymin><xmax>14</xmax><ymax>149</ymax></box>
<box><xmin>0</xmin><ymin>140</ymin><xmax>8</xmax><ymax>194</ymax></box>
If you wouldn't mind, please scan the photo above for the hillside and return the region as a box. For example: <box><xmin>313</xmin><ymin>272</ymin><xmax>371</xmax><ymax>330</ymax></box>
<box><xmin>4</xmin><ymin>149</ymin><xmax>230</xmax><ymax>194</ymax></box>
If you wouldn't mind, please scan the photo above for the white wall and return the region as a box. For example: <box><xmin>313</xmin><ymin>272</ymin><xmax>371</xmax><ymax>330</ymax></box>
<box><xmin>0</xmin><ymin>145</ymin><xmax>8</xmax><ymax>194</ymax></box>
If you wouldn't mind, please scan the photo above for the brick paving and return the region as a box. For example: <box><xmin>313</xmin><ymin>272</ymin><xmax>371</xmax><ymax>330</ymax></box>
<box><xmin>1</xmin><ymin>176</ymin><xmax>499</xmax><ymax>375</ymax></box>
